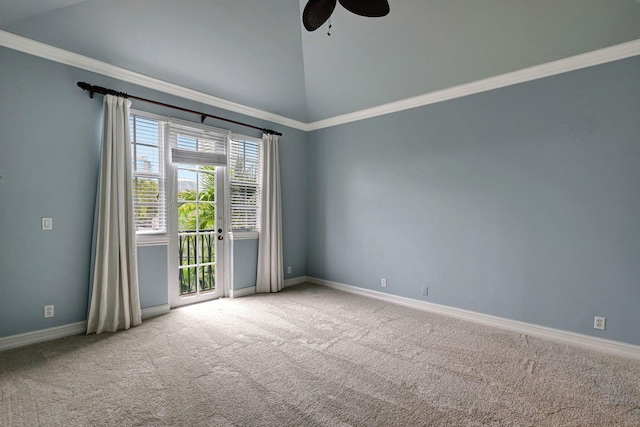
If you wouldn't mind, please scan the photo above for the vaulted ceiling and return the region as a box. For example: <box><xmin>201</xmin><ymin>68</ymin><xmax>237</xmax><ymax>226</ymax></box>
<box><xmin>2</xmin><ymin>0</ymin><xmax>640</xmax><ymax>123</ymax></box>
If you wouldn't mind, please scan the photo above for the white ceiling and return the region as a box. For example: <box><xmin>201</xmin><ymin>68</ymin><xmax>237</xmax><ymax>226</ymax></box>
<box><xmin>2</xmin><ymin>0</ymin><xmax>640</xmax><ymax>123</ymax></box>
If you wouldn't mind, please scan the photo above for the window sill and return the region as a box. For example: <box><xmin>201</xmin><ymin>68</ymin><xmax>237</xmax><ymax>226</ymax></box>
<box><xmin>136</xmin><ymin>234</ymin><xmax>170</xmax><ymax>246</ymax></box>
<box><xmin>231</xmin><ymin>231</ymin><xmax>259</xmax><ymax>241</ymax></box>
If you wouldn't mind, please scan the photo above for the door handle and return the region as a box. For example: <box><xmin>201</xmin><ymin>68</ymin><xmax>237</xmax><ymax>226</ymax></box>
<box><xmin>218</xmin><ymin>235</ymin><xmax>224</xmax><ymax>241</ymax></box>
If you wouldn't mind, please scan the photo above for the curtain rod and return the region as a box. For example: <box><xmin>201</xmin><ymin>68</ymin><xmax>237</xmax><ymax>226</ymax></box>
<box><xmin>76</xmin><ymin>82</ymin><xmax>282</xmax><ymax>136</ymax></box>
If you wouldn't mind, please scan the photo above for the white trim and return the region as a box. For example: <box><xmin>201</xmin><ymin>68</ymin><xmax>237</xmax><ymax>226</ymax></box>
<box><xmin>130</xmin><ymin>108</ymin><xmax>169</xmax><ymax>122</ymax></box>
<box><xmin>231</xmin><ymin>231</ymin><xmax>259</xmax><ymax>241</ymax></box>
<box><xmin>231</xmin><ymin>133</ymin><xmax>262</xmax><ymax>144</ymax></box>
<box><xmin>1</xmin><ymin>31</ymin><xmax>639</xmax><ymax>133</ymax></box>
<box><xmin>141</xmin><ymin>304</ymin><xmax>170</xmax><ymax>319</ymax></box>
<box><xmin>308</xmin><ymin>277</ymin><xmax>640</xmax><ymax>360</ymax></box>
<box><xmin>0</xmin><ymin>30</ymin><xmax>308</xmax><ymax>132</ymax></box>
<box><xmin>228</xmin><ymin>277</ymin><xmax>307</xmax><ymax>297</ymax></box>
<box><xmin>229</xmin><ymin>277</ymin><xmax>305</xmax><ymax>297</ymax></box>
<box><xmin>306</xmin><ymin>39</ymin><xmax>640</xmax><ymax>131</ymax></box>
<box><xmin>136</xmin><ymin>235</ymin><xmax>170</xmax><ymax>246</ymax></box>
<box><xmin>0</xmin><ymin>305</ymin><xmax>170</xmax><ymax>352</ymax></box>
<box><xmin>284</xmin><ymin>276</ymin><xmax>308</xmax><ymax>288</ymax></box>
<box><xmin>229</xmin><ymin>286</ymin><xmax>256</xmax><ymax>298</ymax></box>
<box><xmin>0</xmin><ymin>321</ymin><xmax>86</xmax><ymax>352</ymax></box>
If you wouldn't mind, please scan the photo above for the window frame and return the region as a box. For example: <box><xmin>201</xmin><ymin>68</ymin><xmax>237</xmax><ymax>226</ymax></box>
<box><xmin>130</xmin><ymin>109</ymin><xmax>168</xmax><ymax>237</ymax></box>
<box><xmin>229</xmin><ymin>134</ymin><xmax>262</xmax><ymax>239</ymax></box>
<box><xmin>128</xmin><ymin>112</ymin><xmax>264</xmax><ymax>243</ymax></box>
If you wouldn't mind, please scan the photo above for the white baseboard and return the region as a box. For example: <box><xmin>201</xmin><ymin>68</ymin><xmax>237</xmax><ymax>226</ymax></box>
<box><xmin>308</xmin><ymin>277</ymin><xmax>640</xmax><ymax>360</ymax></box>
<box><xmin>230</xmin><ymin>277</ymin><xmax>306</xmax><ymax>297</ymax></box>
<box><xmin>0</xmin><ymin>321</ymin><xmax>87</xmax><ymax>352</ymax></box>
<box><xmin>142</xmin><ymin>304</ymin><xmax>170</xmax><ymax>319</ymax></box>
<box><xmin>284</xmin><ymin>276</ymin><xmax>309</xmax><ymax>288</ymax></box>
<box><xmin>0</xmin><ymin>304</ymin><xmax>169</xmax><ymax>352</ymax></box>
<box><xmin>230</xmin><ymin>286</ymin><xmax>256</xmax><ymax>298</ymax></box>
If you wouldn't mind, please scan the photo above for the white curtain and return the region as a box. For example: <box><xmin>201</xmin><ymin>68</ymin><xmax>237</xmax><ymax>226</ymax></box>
<box><xmin>256</xmin><ymin>133</ymin><xmax>284</xmax><ymax>293</ymax></box>
<box><xmin>87</xmin><ymin>95</ymin><xmax>142</xmax><ymax>334</ymax></box>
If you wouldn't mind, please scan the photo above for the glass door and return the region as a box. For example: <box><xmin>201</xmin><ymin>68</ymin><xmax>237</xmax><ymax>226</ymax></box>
<box><xmin>174</xmin><ymin>164</ymin><xmax>225</xmax><ymax>305</ymax></box>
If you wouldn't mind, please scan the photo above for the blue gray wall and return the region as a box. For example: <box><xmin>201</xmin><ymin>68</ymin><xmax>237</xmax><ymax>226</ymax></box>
<box><xmin>306</xmin><ymin>56</ymin><xmax>640</xmax><ymax>346</ymax></box>
<box><xmin>232</xmin><ymin>239</ymin><xmax>258</xmax><ymax>290</ymax></box>
<box><xmin>2</xmin><ymin>43</ymin><xmax>639</xmax><ymax>348</ymax></box>
<box><xmin>138</xmin><ymin>245</ymin><xmax>168</xmax><ymax>308</ymax></box>
<box><xmin>0</xmin><ymin>49</ymin><xmax>100</xmax><ymax>337</ymax></box>
<box><xmin>0</xmin><ymin>46</ymin><xmax>307</xmax><ymax>337</ymax></box>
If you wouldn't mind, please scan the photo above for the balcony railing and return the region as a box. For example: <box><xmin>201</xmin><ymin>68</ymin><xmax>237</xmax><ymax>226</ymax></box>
<box><xmin>178</xmin><ymin>229</ymin><xmax>216</xmax><ymax>295</ymax></box>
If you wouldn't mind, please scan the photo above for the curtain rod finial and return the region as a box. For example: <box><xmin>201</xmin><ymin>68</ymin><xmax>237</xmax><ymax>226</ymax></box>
<box><xmin>77</xmin><ymin>81</ymin><xmax>95</xmax><ymax>98</ymax></box>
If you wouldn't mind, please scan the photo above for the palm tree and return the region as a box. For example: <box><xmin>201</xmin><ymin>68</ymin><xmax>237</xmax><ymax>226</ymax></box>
<box><xmin>178</xmin><ymin>166</ymin><xmax>216</xmax><ymax>231</ymax></box>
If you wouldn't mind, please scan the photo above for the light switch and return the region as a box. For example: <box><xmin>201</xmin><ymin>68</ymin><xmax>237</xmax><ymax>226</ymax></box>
<box><xmin>42</xmin><ymin>218</ymin><xmax>53</xmax><ymax>230</ymax></box>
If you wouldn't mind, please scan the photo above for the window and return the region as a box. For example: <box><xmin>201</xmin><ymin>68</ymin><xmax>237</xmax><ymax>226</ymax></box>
<box><xmin>229</xmin><ymin>135</ymin><xmax>262</xmax><ymax>233</ymax></box>
<box><xmin>128</xmin><ymin>113</ymin><xmax>261</xmax><ymax>237</ymax></box>
<box><xmin>130</xmin><ymin>112</ymin><xmax>166</xmax><ymax>234</ymax></box>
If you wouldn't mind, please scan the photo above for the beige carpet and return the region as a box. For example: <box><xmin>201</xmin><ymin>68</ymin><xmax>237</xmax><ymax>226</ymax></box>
<box><xmin>1</xmin><ymin>283</ymin><xmax>639</xmax><ymax>426</ymax></box>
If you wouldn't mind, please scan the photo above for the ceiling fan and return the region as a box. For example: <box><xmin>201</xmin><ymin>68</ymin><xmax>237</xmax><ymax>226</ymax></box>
<box><xmin>302</xmin><ymin>0</ymin><xmax>390</xmax><ymax>32</ymax></box>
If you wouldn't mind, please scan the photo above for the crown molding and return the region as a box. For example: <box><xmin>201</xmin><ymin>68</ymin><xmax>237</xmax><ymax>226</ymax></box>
<box><xmin>0</xmin><ymin>30</ymin><xmax>309</xmax><ymax>132</ymax></box>
<box><xmin>1</xmin><ymin>29</ymin><xmax>639</xmax><ymax>133</ymax></box>
<box><xmin>307</xmin><ymin>39</ymin><xmax>640</xmax><ymax>131</ymax></box>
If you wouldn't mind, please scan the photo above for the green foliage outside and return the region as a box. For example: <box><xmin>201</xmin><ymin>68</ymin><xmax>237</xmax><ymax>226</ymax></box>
<box><xmin>132</xmin><ymin>178</ymin><xmax>160</xmax><ymax>231</ymax></box>
<box><xmin>178</xmin><ymin>166</ymin><xmax>216</xmax><ymax>231</ymax></box>
<box><xmin>174</xmin><ymin>155</ymin><xmax>257</xmax><ymax>294</ymax></box>
<box><xmin>178</xmin><ymin>166</ymin><xmax>216</xmax><ymax>294</ymax></box>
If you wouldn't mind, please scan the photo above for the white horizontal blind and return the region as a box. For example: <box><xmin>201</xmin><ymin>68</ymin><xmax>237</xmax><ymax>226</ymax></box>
<box><xmin>171</xmin><ymin>148</ymin><xmax>226</xmax><ymax>166</ymax></box>
<box><xmin>229</xmin><ymin>135</ymin><xmax>261</xmax><ymax>232</ymax></box>
<box><xmin>168</xmin><ymin>121</ymin><xmax>228</xmax><ymax>166</ymax></box>
<box><xmin>130</xmin><ymin>113</ymin><xmax>167</xmax><ymax>234</ymax></box>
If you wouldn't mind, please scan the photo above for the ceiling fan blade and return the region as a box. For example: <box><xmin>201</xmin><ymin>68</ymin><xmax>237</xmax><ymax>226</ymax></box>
<box><xmin>338</xmin><ymin>0</ymin><xmax>390</xmax><ymax>17</ymax></box>
<box><xmin>302</xmin><ymin>0</ymin><xmax>337</xmax><ymax>31</ymax></box>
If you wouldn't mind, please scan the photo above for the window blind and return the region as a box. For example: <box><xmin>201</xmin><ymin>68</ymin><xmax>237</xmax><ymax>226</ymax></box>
<box><xmin>229</xmin><ymin>135</ymin><xmax>262</xmax><ymax>232</ymax></box>
<box><xmin>168</xmin><ymin>120</ymin><xmax>228</xmax><ymax>166</ymax></box>
<box><xmin>130</xmin><ymin>113</ymin><xmax>166</xmax><ymax>233</ymax></box>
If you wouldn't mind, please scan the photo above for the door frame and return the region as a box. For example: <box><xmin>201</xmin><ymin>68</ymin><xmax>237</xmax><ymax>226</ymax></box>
<box><xmin>166</xmin><ymin>145</ymin><xmax>230</xmax><ymax>309</ymax></box>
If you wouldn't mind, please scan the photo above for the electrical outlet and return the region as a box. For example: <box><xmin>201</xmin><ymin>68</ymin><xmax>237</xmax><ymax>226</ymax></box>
<box><xmin>422</xmin><ymin>286</ymin><xmax>428</xmax><ymax>296</ymax></box>
<box><xmin>594</xmin><ymin>316</ymin><xmax>606</xmax><ymax>330</ymax></box>
<box><xmin>287</xmin><ymin>266</ymin><xmax>292</xmax><ymax>274</ymax></box>
<box><xmin>42</xmin><ymin>217</ymin><xmax>53</xmax><ymax>230</ymax></box>
<box><xmin>44</xmin><ymin>305</ymin><xmax>54</xmax><ymax>318</ymax></box>
<box><xmin>381</xmin><ymin>278</ymin><xmax>387</xmax><ymax>288</ymax></box>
